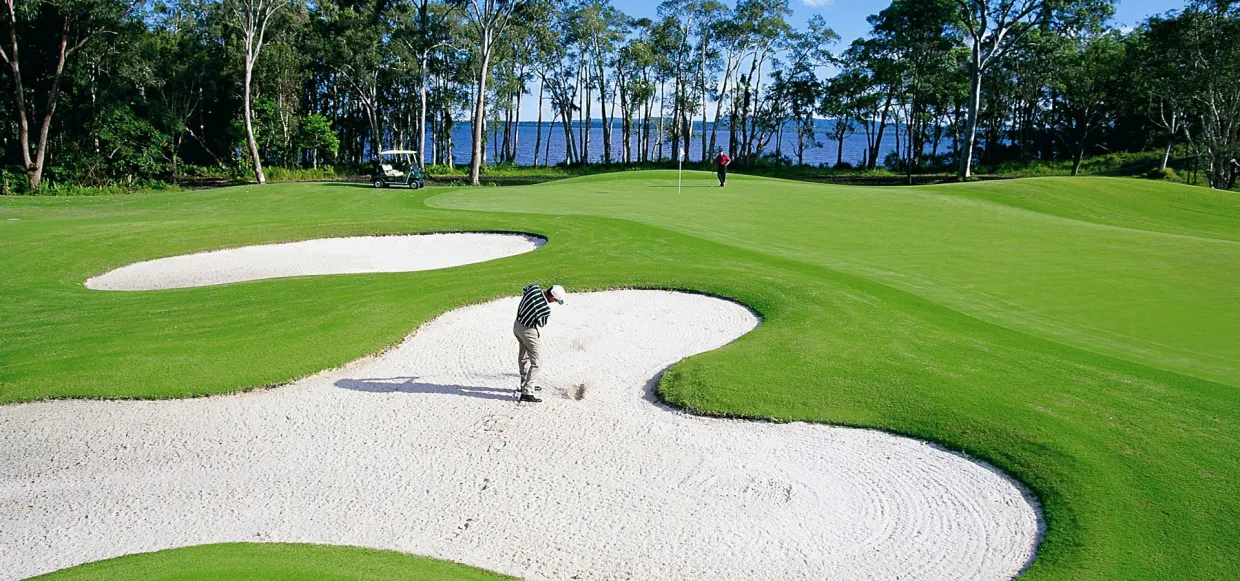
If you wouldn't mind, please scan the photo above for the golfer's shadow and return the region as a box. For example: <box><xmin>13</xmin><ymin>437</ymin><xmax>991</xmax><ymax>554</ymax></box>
<box><xmin>335</xmin><ymin>375</ymin><xmax>517</xmax><ymax>401</ymax></box>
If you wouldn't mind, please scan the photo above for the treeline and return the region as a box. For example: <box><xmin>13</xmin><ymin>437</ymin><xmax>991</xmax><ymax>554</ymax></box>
<box><xmin>1</xmin><ymin>0</ymin><xmax>1238</xmax><ymax>193</ymax></box>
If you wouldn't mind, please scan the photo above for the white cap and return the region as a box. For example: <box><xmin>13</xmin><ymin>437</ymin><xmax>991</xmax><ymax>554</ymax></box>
<box><xmin>549</xmin><ymin>285</ymin><xmax>567</xmax><ymax>305</ymax></box>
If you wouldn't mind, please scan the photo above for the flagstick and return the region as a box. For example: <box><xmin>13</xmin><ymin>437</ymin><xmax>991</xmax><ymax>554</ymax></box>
<box><xmin>678</xmin><ymin>147</ymin><xmax>683</xmax><ymax>195</ymax></box>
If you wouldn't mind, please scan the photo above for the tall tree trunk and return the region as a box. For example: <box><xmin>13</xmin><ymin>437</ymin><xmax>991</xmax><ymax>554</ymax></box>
<box><xmin>418</xmin><ymin>52</ymin><xmax>430</xmax><ymax>168</ymax></box>
<box><xmin>596</xmin><ymin>57</ymin><xmax>611</xmax><ymax>164</ymax></box>
<box><xmin>468</xmin><ymin>47</ymin><xmax>492</xmax><ymax>185</ymax></box>
<box><xmin>546</xmin><ymin>110</ymin><xmax>557</xmax><ymax>166</ymax></box>
<box><xmin>512</xmin><ymin>89</ymin><xmax>522</xmax><ymax>164</ymax></box>
<box><xmin>868</xmin><ymin>91</ymin><xmax>894</xmax><ymax>171</ymax></box>
<box><xmin>709</xmin><ymin>51</ymin><xmax>737</xmax><ymax>158</ymax></box>
<box><xmin>2</xmin><ymin>8</ymin><xmax>33</xmax><ymax>189</ymax></box>
<box><xmin>533</xmin><ymin>78</ymin><xmax>544</xmax><ymax>167</ymax></box>
<box><xmin>958</xmin><ymin>54</ymin><xmax>982</xmax><ymax>179</ymax></box>
<box><xmin>243</xmin><ymin>56</ymin><xmax>266</xmax><ymax>184</ymax></box>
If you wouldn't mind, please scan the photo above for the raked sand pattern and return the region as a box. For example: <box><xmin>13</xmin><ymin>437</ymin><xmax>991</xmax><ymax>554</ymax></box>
<box><xmin>0</xmin><ymin>290</ymin><xmax>1040</xmax><ymax>580</ymax></box>
<box><xmin>84</xmin><ymin>233</ymin><xmax>545</xmax><ymax>290</ymax></box>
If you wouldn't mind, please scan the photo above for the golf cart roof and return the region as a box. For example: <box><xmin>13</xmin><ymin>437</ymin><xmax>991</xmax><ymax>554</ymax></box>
<box><xmin>378</xmin><ymin>149</ymin><xmax>418</xmax><ymax>156</ymax></box>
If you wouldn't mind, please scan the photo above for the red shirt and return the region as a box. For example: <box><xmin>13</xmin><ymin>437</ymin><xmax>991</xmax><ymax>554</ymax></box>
<box><xmin>716</xmin><ymin>154</ymin><xmax>731</xmax><ymax>167</ymax></box>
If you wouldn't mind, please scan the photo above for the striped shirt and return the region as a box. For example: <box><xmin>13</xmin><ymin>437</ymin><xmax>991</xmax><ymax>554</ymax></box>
<box><xmin>516</xmin><ymin>284</ymin><xmax>551</xmax><ymax>328</ymax></box>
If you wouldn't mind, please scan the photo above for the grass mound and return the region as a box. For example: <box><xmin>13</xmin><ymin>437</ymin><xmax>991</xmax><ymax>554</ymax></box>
<box><xmin>26</xmin><ymin>543</ymin><xmax>513</xmax><ymax>581</ymax></box>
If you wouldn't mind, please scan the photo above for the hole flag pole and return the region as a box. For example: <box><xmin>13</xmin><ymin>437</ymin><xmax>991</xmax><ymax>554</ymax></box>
<box><xmin>678</xmin><ymin>147</ymin><xmax>684</xmax><ymax>195</ymax></box>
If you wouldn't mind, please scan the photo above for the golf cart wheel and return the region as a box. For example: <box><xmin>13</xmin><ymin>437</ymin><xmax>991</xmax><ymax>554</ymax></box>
<box><xmin>372</xmin><ymin>179</ymin><xmax>385</xmax><ymax>189</ymax></box>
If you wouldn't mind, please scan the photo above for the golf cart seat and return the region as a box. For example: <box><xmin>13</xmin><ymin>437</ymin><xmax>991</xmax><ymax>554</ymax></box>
<box><xmin>381</xmin><ymin>164</ymin><xmax>405</xmax><ymax>178</ymax></box>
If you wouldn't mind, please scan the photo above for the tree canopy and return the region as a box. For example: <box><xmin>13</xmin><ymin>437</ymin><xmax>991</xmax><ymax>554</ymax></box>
<box><xmin>2</xmin><ymin>0</ymin><xmax>1237</xmax><ymax>191</ymax></box>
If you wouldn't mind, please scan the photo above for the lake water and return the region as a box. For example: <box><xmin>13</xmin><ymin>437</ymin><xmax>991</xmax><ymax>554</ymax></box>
<box><xmin>418</xmin><ymin>120</ymin><xmax>942</xmax><ymax>168</ymax></box>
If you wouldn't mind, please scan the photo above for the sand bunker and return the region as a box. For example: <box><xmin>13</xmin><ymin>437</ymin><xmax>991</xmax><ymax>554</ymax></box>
<box><xmin>84</xmin><ymin>233</ymin><xmax>545</xmax><ymax>290</ymax></box>
<box><xmin>0</xmin><ymin>291</ymin><xmax>1039</xmax><ymax>580</ymax></box>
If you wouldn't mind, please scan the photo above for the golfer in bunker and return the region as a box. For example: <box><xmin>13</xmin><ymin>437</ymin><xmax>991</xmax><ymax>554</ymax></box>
<box><xmin>513</xmin><ymin>283</ymin><xmax>567</xmax><ymax>403</ymax></box>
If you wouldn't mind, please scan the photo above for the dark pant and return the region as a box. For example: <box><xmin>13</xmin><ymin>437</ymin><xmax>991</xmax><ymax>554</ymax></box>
<box><xmin>717</xmin><ymin>165</ymin><xmax>727</xmax><ymax>186</ymax></box>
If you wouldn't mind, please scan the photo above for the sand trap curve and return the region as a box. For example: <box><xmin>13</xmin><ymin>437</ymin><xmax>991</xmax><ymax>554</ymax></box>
<box><xmin>0</xmin><ymin>291</ymin><xmax>1039</xmax><ymax>580</ymax></box>
<box><xmin>84</xmin><ymin>233</ymin><xmax>545</xmax><ymax>290</ymax></box>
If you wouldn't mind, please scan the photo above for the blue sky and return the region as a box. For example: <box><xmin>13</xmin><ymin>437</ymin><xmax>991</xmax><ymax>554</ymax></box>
<box><xmin>610</xmin><ymin>0</ymin><xmax>1187</xmax><ymax>41</ymax></box>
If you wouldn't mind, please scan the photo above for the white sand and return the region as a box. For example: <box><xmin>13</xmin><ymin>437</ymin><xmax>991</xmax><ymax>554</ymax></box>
<box><xmin>84</xmin><ymin>233</ymin><xmax>545</xmax><ymax>290</ymax></box>
<box><xmin>0</xmin><ymin>291</ymin><xmax>1040</xmax><ymax>580</ymax></box>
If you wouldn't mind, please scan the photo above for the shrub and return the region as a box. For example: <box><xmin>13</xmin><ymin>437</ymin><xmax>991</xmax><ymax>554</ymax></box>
<box><xmin>30</xmin><ymin>181</ymin><xmax>179</xmax><ymax>196</ymax></box>
<box><xmin>1146</xmin><ymin>167</ymin><xmax>1178</xmax><ymax>181</ymax></box>
<box><xmin>1</xmin><ymin>168</ymin><xmax>19</xmax><ymax>195</ymax></box>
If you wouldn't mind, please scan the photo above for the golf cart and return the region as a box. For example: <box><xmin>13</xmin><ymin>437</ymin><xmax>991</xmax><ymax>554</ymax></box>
<box><xmin>370</xmin><ymin>149</ymin><xmax>426</xmax><ymax>189</ymax></box>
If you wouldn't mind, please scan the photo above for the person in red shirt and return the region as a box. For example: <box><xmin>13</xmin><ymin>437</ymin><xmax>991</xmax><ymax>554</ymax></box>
<box><xmin>714</xmin><ymin>150</ymin><xmax>731</xmax><ymax>187</ymax></box>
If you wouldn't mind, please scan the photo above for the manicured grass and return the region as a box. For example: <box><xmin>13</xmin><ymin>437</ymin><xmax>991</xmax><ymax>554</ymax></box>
<box><xmin>937</xmin><ymin>177</ymin><xmax>1240</xmax><ymax>242</ymax></box>
<box><xmin>432</xmin><ymin>172</ymin><xmax>1240</xmax><ymax>387</ymax></box>
<box><xmin>27</xmin><ymin>543</ymin><xmax>514</xmax><ymax>581</ymax></box>
<box><xmin>2</xmin><ymin>172</ymin><xmax>1238</xmax><ymax>579</ymax></box>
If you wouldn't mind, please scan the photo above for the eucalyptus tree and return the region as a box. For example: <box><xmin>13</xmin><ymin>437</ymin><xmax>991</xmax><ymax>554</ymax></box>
<box><xmin>729</xmin><ymin>0</ymin><xmax>791</xmax><ymax>164</ymax></box>
<box><xmin>0</xmin><ymin>0</ymin><xmax>143</xmax><ymax>190</ymax></box>
<box><xmin>691</xmin><ymin>0</ymin><xmax>727</xmax><ymax>161</ymax></box>
<box><xmin>821</xmin><ymin>70</ymin><xmax>861</xmax><ymax>167</ymax></box>
<box><xmin>1125</xmin><ymin>18</ymin><xmax>1188</xmax><ymax>172</ymax></box>
<box><xmin>144</xmin><ymin>2</ymin><xmax>215</xmax><ymax>181</ymax></box>
<box><xmin>951</xmin><ymin>0</ymin><xmax>1114</xmax><ymax>178</ymax></box>
<box><xmin>616</xmin><ymin>20</ymin><xmax>656</xmax><ymax>163</ymax></box>
<box><xmin>571</xmin><ymin>0</ymin><xmax>625</xmax><ymax>163</ymax></box>
<box><xmin>455</xmin><ymin>0</ymin><xmax>526</xmax><ymax>185</ymax></box>
<box><xmin>653</xmin><ymin>1</ymin><xmax>693</xmax><ymax>162</ymax></box>
<box><xmin>841</xmin><ymin>38</ymin><xmax>897</xmax><ymax>169</ymax></box>
<box><xmin>537</xmin><ymin>4</ymin><xmax>581</xmax><ymax>165</ymax></box>
<box><xmin>623</xmin><ymin>17</ymin><xmax>662</xmax><ymax>162</ymax></box>
<box><xmin>1164</xmin><ymin>1</ymin><xmax>1240</xmax><ymax>189</ymax></box>
<box><xmin>1051</xmin><ymin>30</ymin><xmax>1123</xmax><ymax>175</ymax></box>
<box><xmin>399</xmin><ymin>0</ymin><xmax>461</xmax><ymax>168</ymax></box>
<box><xmin>318</xmin><ymin>0</ymin><xmax>399</xmax><ymax>164</ymax></box>
<box><xmin>225</xmin><ymin>0</ymin><xmax>292</xmax><ymax>183</ymax></box>
<box><xmin>866</xmin><ymin>0</ymin><xmax>956</xmax><ymax>175</ymax></box>
<box><xmin>777</xmin><ymin>15</ymin><xmax>835</xmax><ymax>165</ymax></box>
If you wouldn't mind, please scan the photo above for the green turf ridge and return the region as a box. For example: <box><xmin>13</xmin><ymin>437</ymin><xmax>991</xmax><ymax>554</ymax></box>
<box><xmin>25</xmin><ymin>543</ymin><xmax>514</xmax><ymax>581</ymax></box>
<box><xmin>2</xmin><ymin>173</ymin><xmax>1238</xmax><ymax>579</ymax></box>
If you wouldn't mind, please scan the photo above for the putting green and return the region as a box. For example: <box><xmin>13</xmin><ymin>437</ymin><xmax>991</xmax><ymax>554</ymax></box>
<box><xmin>2</xmin><ymin>172</ymin><xmax>1238</xmax><ymax>580</ymax></box>
<box><xmin>430</xmin><ymin>172</ymin><xmax>1240</xmax><ymax>387</ymax></box>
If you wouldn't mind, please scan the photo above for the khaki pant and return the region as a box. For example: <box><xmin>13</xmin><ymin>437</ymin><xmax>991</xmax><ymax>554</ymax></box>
<box><xmin>513</xmin><ymin>321</ymin><xmax>543</xmax><ymax>394</ymax></box>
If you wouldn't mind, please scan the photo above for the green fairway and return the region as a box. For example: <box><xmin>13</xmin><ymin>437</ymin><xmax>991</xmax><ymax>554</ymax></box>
<box><xmin>2</xmin><ymin>172</ymin><xmax>1239</xmax><ymax>579</ymax></box>
<box><xmin>26</xmin><ymin>543</ymin><xmax>514</xmax><ymax>581</ymax></box>
<box><xmin>431</xmin><ymin>172</ymin><xmax>1240</xmax><ymax>387</ymax></box>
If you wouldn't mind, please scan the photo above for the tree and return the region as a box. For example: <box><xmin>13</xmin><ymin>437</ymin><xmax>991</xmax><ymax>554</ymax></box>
<box><xmin>777</xmin><ymin>15</ymin><xmax>835</xmax><ymax>166</ymax></box>
<box><xmin>401</xmin><ymin>0</ymin><xmax>461</xmax><ymax>169</ymax></box>
<box><xmin>226</xmin><ymin>0</ymin><xmax>289</xmax><ymax>184</ymax></box>
<box><xmin>951</xmin><ymin>0</ymin><xmax>1113</xmax><ymax>178</ymax></box>
<box><xmin>299</xmin><ymin>113</ymin><xmax>339</xmax><ymax>167</ymax></box>
<box><xmin>456</xmin><ymin>0</ymin><xmax>524</xmax><ymax>186</ymax></box>
<box><xmin>822</xmin><ymin>70</ymin><xmax>861</xmax><ymax>167</ymax></box>
<box><xmin>1126</xmin><ymin>18</ymin><xmax>1188</xmax><ymax>172</ymax></box>
<box><xmin>1051</xmin><ymin>30</ymin><xmax>1122</xmax><ymax>175</ymax></box>
<box><xmin>866</xmin><ymin>0</ymin><xmax>958</xmax><ymax>178</ymax></box>
<box><xmin>1174</xmin><ymin>1</ymin><xmax>1240</xmax><ymax>189</ymax></box>
<box><xmin>318</xmin><ymin>0</ymin><xmax>390</xmax><ymax>167</ymax></box>
<box><xmin>0</xmin><ymin>0</ymin><xmax>142</xmax><ymax>190</ymax></box>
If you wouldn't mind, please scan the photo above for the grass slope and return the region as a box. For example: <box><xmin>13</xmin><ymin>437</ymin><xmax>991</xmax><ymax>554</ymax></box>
<box><xmin>431</xmin><ymin>172</ymin><xmax>1240</xmax><ymax>388</ymax></box>
<box><xmin>26</xmin><ymin>543</ymin><xmax>513</xmax><ymax>581</ymax></box>
<box><xmin>2</xmin><ymin>173</ymin><xmax>1238</xmax><ymax>580</ymax></box>
<box><xmin>931</xmin><ymin>177</ymin><xmax>1240</xmax><ymax>242</ymax></box>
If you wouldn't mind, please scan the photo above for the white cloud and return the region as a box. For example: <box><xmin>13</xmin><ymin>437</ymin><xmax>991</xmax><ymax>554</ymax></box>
<box><xmin>802</xmin><ymin>0</ymin><xmax>834</xmax><ymax>7</ymax></box>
